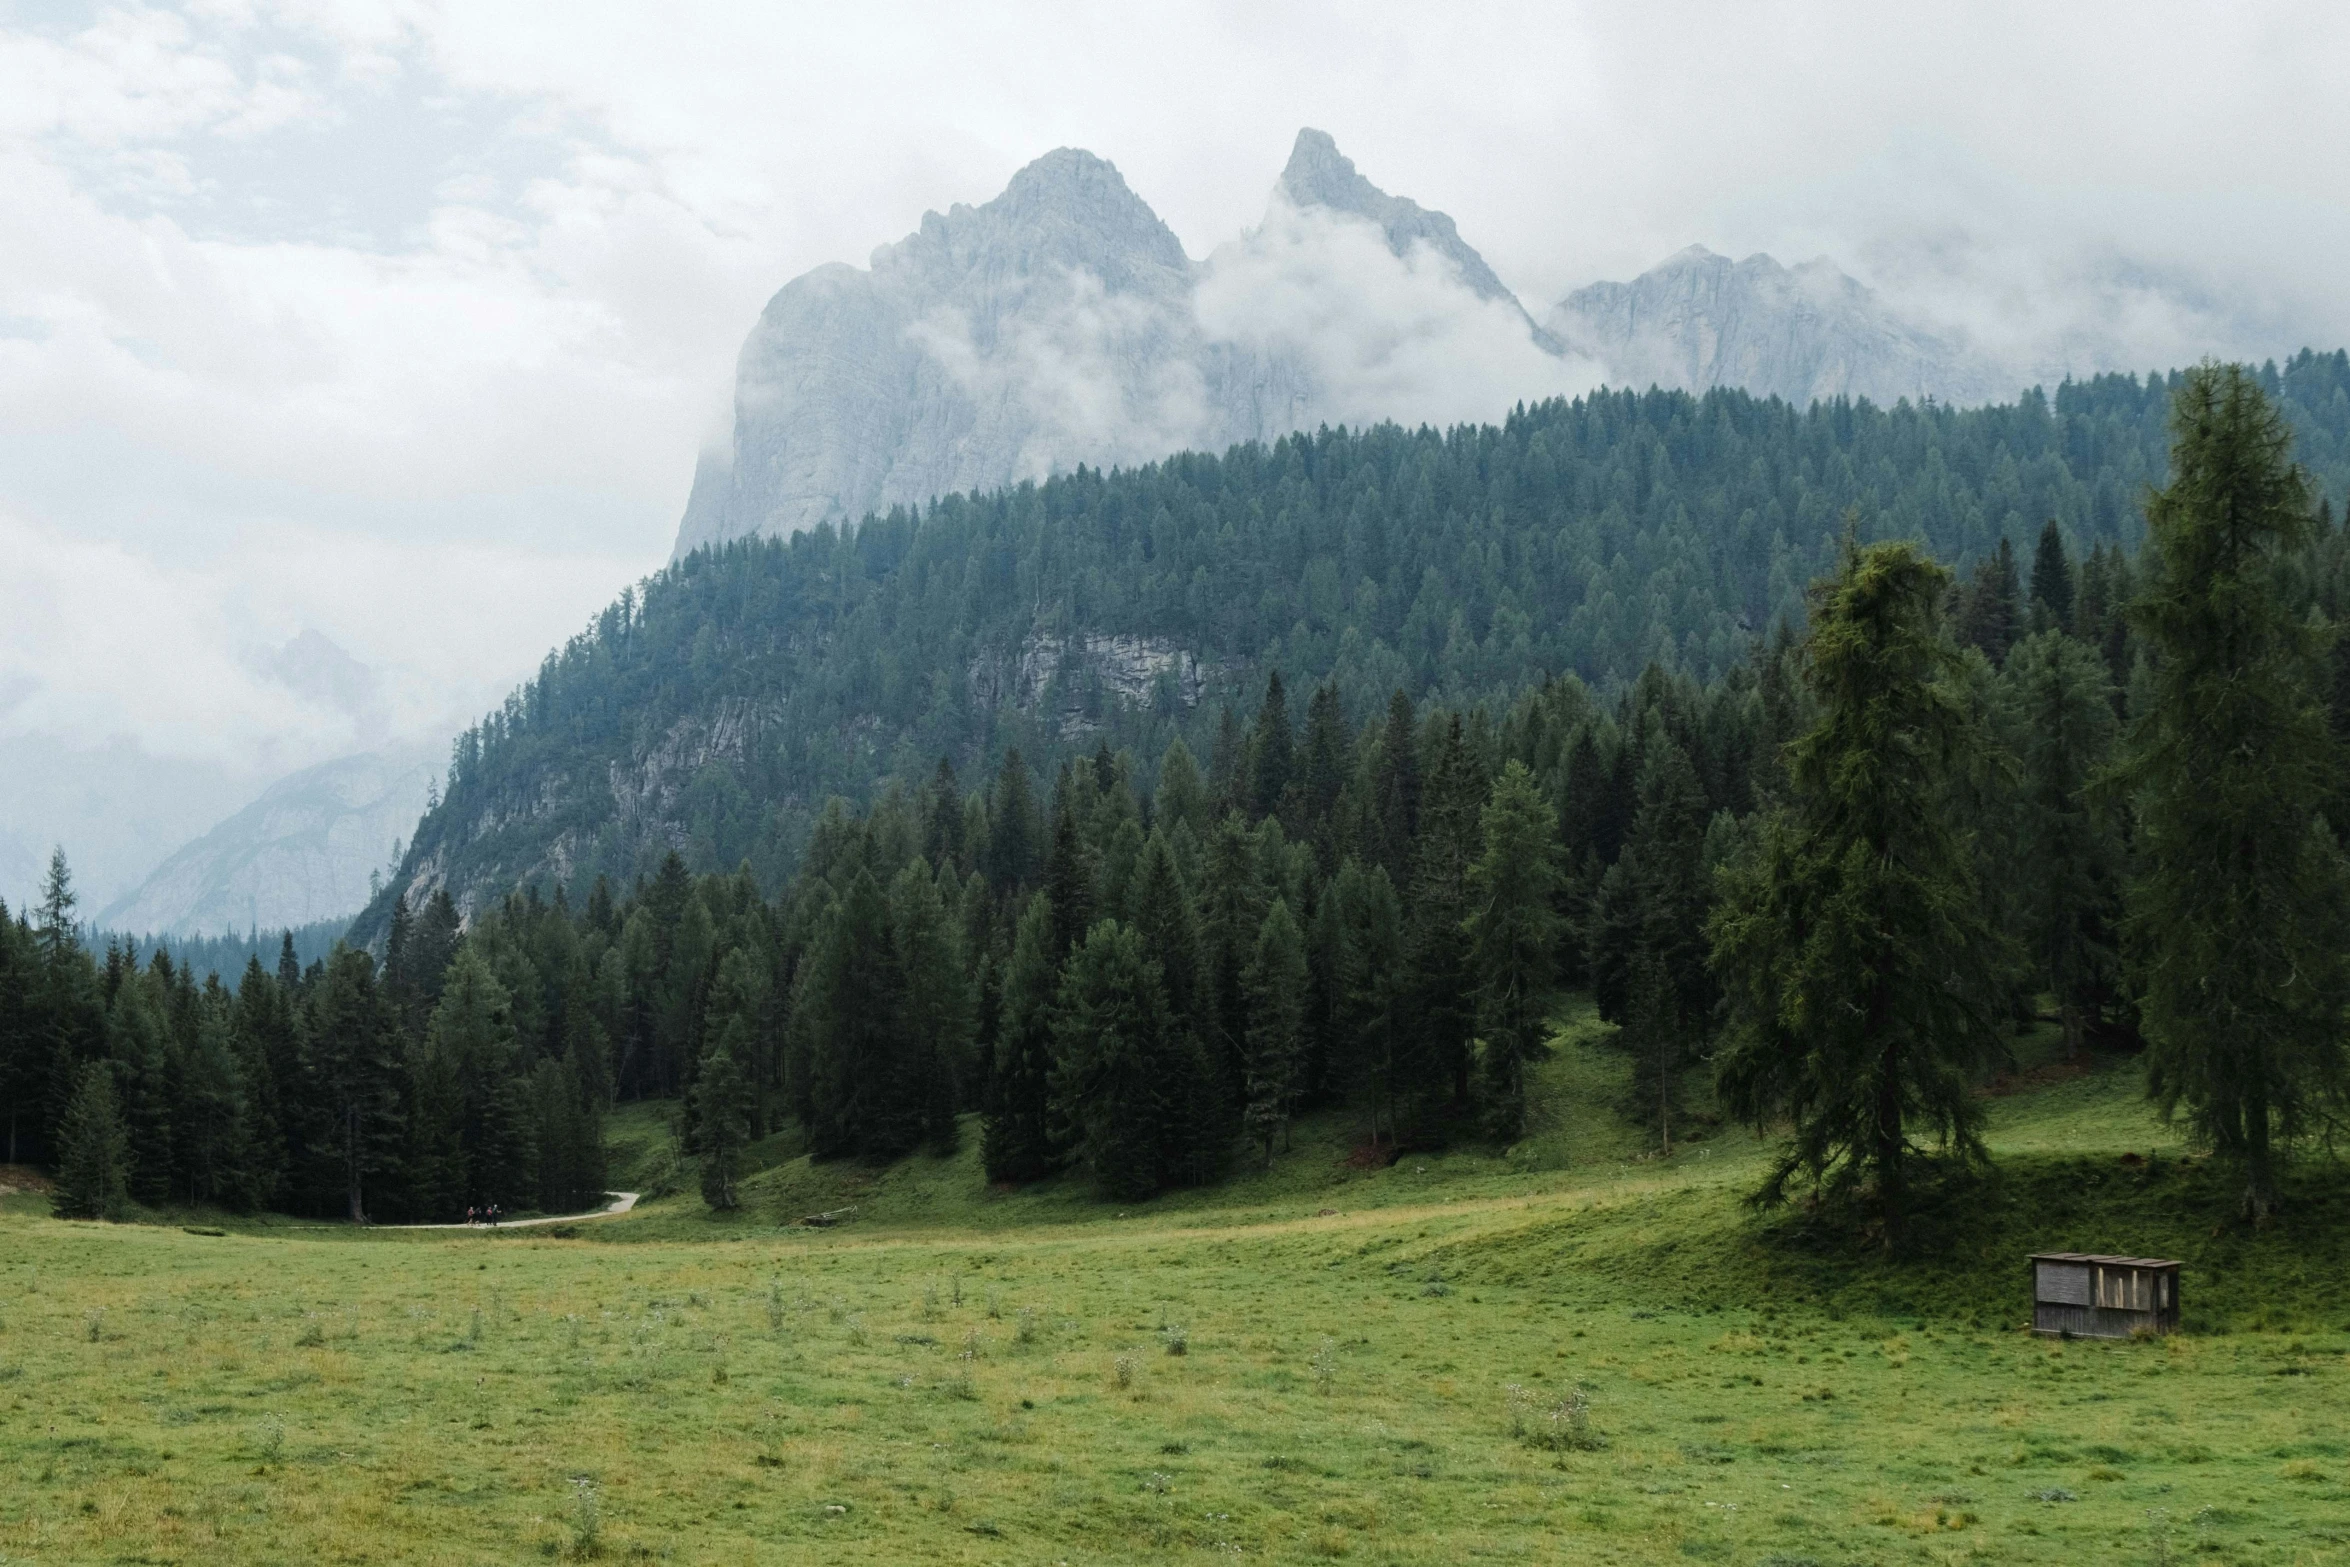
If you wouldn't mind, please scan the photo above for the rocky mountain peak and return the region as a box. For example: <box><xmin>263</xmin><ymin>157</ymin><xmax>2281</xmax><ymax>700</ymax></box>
<box><xmin>1275</xmin><ymin>127</ymin><xmax>1514</xmax><ymax>307</ymax></box>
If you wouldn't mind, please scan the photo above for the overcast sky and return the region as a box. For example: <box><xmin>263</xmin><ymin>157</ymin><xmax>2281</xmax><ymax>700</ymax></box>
<box><xmin>5</xmin><ymin>0</ymin><xmax>2348</xmax><ymax>904</ymax></box>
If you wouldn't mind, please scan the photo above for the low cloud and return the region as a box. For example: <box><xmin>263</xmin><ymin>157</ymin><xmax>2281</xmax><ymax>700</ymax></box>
<box><xmin>1199</xmin><ymin>194</ymin><xmax>1601</xmax><ymax>434</ymax></box>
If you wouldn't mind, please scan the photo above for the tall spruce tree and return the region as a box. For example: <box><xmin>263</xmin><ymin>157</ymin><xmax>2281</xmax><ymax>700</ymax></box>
<box><xmin>2028</xmin><ymin>519</ymin><xmax>2074</xmax><ymax>635</ymax></box>
<box><xmin>1248</xmin><ymin>671</ymin><xmax>1295</xmax><ymax>823</ymax></box>
<box><xmin>2120</xmin><ymin>363</ymin><xmax>2350</xmax><ymax>1220</ymax></box>
<box><xmin>1711</xmin><ymin>539</ymin><xmax>2007</xmax><ymax>1243</ymax></box>
<box><xmin>1300</xmin><ymin>681</ymin><xmax>1351</xmax><ymax>872</ymax></box>
<box><xmin>1591</xmin><ymin>737</ymin><xmax>1714</xmax><ymax>1143</ymax></box>
<box><xmin>1465</xmin><ymin>760</ymin><xmax>1564</xmax><ymax>1139</ymax></box>
<box><xmin>426</xmin><ymin>945</ymin><xmax>536</xmax><ymax>1211</ymax></box>
<box><xmin>693</xmin><ymin>1042</ymin><xmax>751</xmax><ymax>1210</ymax></box>
<box><xmin>1955</xmin><ymin>536</ymin><xmax>2021</xmax><ymax>665</ymax></box>
<box><xmin>2000</xmin><ymin>629</ymin><xmax>2123</xmax><ymax>1059</ymax></box>
<box><xmin>889</xmin><ymin>859</ymin><xmax>969</xmax><ymax>1153</ymax></box>
<box><xmin>1330</xmin><ymin>859</ymin><xmax>1412</xmax><ymax>1147</ymax></box>
<box><xmin>1406</xmin><ymin>715</ymin><xmax>1484</xmax><ymax>1105</ymax></box>
<box><xmin>1049</xmin><ymin>920</ymin><xmax>1189</xmax><ymax>1200</ymax></box>
<box><xmin>980</xmin><ymin>893</ymin><xmax>1062</xmax><ymax>1183</ymax></box>
<box><xmin>52</xmin><ymin>1059</ymin><xmax>130</xmax><ymax>1220</ymax></box>
<box><xmin>1241</xmin><ymin>897</ymin><xmax>1307</xmax><ymax>1167</ymax></box>
<box><xmin>1365</xmin><ymin>689</ymin><xmax>1422</xmax><ymax>886</ymax></box>
<box><xmin>1043</xmin><ymin>769</ymin><xmax>1098</xmax><ymax>958</ymax></box>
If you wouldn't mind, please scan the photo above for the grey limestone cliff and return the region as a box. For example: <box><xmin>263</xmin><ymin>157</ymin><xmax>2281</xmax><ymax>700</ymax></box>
<box><xmin>675</xmin><ymin>147</ymin><xmax>1223</xmax><ymax>555</ymax></box>
<box><xmin>672</xmin><ymin>130</ymin><xmax>1559</xmax><ymax>559</ymax></box>
<box><xmin>1549</xmin><ymin>245</ymin><xmax>2014</xmax><ymax>409</ymax></box>
<box><xmin>673</xmin><ymin>142</ymin><xmax>2022</xmax><ymax>563</ymax></box>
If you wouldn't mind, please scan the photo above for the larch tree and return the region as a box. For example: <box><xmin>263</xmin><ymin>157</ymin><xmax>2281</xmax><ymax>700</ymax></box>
<box><xmin>1710</xmin><ymin>538</ymin><xmax>2007</xmax><ymax>1245</ymax></box>
<box><xmin>2119</xmin><ymin>363</ymin><xmax>2350</xmax><ymax>1221</ymax></box>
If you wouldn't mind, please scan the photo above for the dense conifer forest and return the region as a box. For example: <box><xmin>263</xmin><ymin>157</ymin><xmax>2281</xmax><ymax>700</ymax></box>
<box><xmin>6</xmin><ymin>362</ymin><xmax>2349</xmax><ymax>1228</ymax></box>
<box><xmin>353</xmin><ymin>356</ymin><xmax>2350</xmax><ymax>931</ymax></box>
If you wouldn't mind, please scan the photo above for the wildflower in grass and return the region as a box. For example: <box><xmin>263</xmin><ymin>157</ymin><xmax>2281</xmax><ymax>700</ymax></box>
<box><xmin>1113</xmin><ymin>1354</ymin><xmax>1136</xmax><ymax>1389</ymax></box>
<box><xmin>567</xmin><ymin>1475</ymin><xmax>601</xmax><ymax>1558</ymax></box>
<box><xmin>1311</xmin><ymin>1336</ymin><xmax>1337</xmax><ymax>1392</ymax></box>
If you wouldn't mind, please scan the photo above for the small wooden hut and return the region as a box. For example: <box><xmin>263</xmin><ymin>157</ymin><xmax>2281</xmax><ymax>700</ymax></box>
<box><xmin>2029</xmin><ymin>1253</ymin><xmax>2181</xmax><ymax>1339</ymax></box>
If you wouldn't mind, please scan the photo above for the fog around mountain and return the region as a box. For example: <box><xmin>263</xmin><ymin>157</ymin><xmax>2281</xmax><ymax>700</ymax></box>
<box><xmin>96</xmin><ymin>745</ymin><xmax>437</xmax><ymax>938</ymax></box>
<box><xmin>676</xmin><ymin>131</ymin><xmax>2069</xmax><ymax>558</ymax></box>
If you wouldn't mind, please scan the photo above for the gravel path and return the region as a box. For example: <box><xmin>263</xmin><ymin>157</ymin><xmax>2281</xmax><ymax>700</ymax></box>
<box><xmin>386</xmin><ymin>1192</ymin><xmax>640</xmax><ymax>1230</ymax></box>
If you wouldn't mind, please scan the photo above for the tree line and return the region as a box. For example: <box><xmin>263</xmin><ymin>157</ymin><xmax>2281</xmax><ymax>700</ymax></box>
<box><xmin>351</xmin><ymin>355</ymin><xmax>2350</xmax><ymax>937</ymax></box>
<box><xmin>8</xmin><ymin>364</ymin><xmax>2344</xmax><ymax>1234</ymax></box>
<box><xmin>2</xmin><ymin>873</ymin><xmax>608</xmax><ymax>1223</ymax></box>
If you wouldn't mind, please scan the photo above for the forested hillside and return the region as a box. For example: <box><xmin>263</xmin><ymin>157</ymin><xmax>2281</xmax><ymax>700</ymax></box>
<box><xmin>11</xmin><ymin>363</ymin><xmax>2350</xmax><ymax>1227</ymax></box>
<box><xmin>355</xmin><ymin>354</ymin><xmax>2350</xmax><ymax>934</ymax></box>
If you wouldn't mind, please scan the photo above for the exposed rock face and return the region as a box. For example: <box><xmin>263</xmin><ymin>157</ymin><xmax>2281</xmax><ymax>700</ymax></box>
<box><xmin>97</xmin><ymin>747</ymin><xmax>437</xmax><ymax>936</ymax></box>
<box><xmin>675</xmin><ymin>148</ymin><xmax>1223</xmax><ymax>554</ymax></box>
<box><xmin>969</xmin><ymin>632</ymin><xmax>1214</xmax><ymax>738</ymax></box>
<box><xmin>673</xmin><ymin>130</ymin><xmax>1571</xmax><ymax>558</ymax></box>
<box><xmin>1548</xmin><ymin>245</ymin><xmax>2013</xmax><ymax>408</ymax></box>
<box><xmin>674</xmin><ymin>140</ymin><xmax>2024</xmax><ymax>563</ymax></box>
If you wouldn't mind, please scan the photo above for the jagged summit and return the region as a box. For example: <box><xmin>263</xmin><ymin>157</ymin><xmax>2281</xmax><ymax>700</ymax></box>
<box><xmin>671</xmin><ymin>134</ymin><xmax>2021</xmax><ymax>561</ymax></box>
<box><xmin>885</xmin><ymin>146</ymin><xmax>1190</xmax><ymax>282</ymax></box>
<box><xmin>1276</xmin><ymin>128</ymin><xmax>1515</xmax><ymax>307</ymax></box>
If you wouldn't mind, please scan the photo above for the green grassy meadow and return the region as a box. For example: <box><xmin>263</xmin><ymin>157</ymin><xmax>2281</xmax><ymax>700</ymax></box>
<box><xmin>3</xmin><ymin>1015</ymin><xmax>2348</xmax><ymax>1565</ymax></box>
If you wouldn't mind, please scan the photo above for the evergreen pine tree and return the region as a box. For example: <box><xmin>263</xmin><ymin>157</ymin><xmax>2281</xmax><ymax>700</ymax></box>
<box><xmin>1241</xmin><ymin>898</ymin><xmax>1307</xmax><ymax>1167</ymax></box>
<box><xmin>1125</xmin><ymin>830</ymin><xmax>1203</xmax><ymax>1038</ymax></box>
<box><xmin>1366</xmin><ymin>689</ymin><xmax>1422</xmax><ymax>886</ymax></box>
<box><xmin>2119</xmin><ymin>363</ymin><xmax>2350</xmax><ymax>1220</ymax></box>
<box><xmin>1044</xmin><ymin>768</ymin><xmax>1098</xmax><ymax>958</ymax></box>
<box><xmin>1154</xmin><ymin>737</ymin><xmax>1212</xmax><ymax>840</ymax></box>
<box><xmin>1407</xmin><ymin>716</ymin><xmax>1483</xmax><ymax>1105</ymax></box>
<box><xmin>924</xmin><ymin>756</ymin><xmax>965</xmax><ymax>871</ymax></box>
<box><xmin>309</xmin><ymin>945</ymin><xmax>407</xmax><ymax>1222</ymax></box>
<box><xmin>1330</xmin><ymin>859</ymin><xmax>1411</xmax><ymax>1148</ymax></box>
<box><xmin>427</xmin><ymin>945</ymin><xmax>536</xmax><ymax>1212</ymax></box>
<box><xmin>1300</xmin><ymin>681</ymin><xmax>1351</xmax><ymax>873</ymax></box>
<box><xmin>980</xmin><ymin>893</ymin><xmax>1061</xmax><ymax>1182</ymax></box>
<box><xmin>1955</xmin><ymin>537</ymin><xmax>2022</xmax><ymax>665</ymax></box>
<box><xmin>2000</xmin><ymin>629</ymin><xmax>2123</xmax><ymax>1059</ymax></box>
<box><xmin>1710</xmin><ymin>539</ymin><xmax>2007</xmax><ymax>1243</ymax></box>
<box><xmin>889</xmin><ymin>859</ymin><xmax>970</xmax><ymax>1153</ymax></box>
<box><xmin>985</xmin><ymin>749</ymin><xmax>1043</xmax><ymax>891</ymax></box>
<box><xmin>693</xmin><ymin>1042</ymin><xmax>752</xmax><ymax>1210</ymax></box>
<box><xmin>1465</xmin><ymin>760</ymin><xmax>1564</xmax><ymax>1139</ymax></box>
<box><xmin>1248</xmin><ymin>671</ymin><xmax>1295</xmax><ymax>823</ymax></box>
<box><xmin>52</xmin><ymin>1060</ymin><xmax>129</xmax><ymax>1220</ymax></box>
<box><xmin>1194</xmin><ymin>813</ymin><xmax>1265</xmax><ymax>1096</ymax></box>
<box><xmin>2028</xmin><ymin>519</ymin><xmax>2075</xmax><ymax>634</ymax></box>
<box><xmin>1048</xmin><ymin>920</ymin><xmax>1197</xmax><ymax>1200</ymax></box>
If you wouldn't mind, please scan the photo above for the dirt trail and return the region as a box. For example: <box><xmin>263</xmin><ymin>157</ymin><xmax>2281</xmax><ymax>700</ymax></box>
<box><xmin>386</xmin><ymin>1192</ymin><xmax>640</xmax><ymax>1231</ymax></box>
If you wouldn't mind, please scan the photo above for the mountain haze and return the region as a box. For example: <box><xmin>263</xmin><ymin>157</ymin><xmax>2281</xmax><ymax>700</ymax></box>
<box><xmin>672</xmin><ymin>133</ymin><xmax>2069</xmax><ymax>564</ymax></box>
<box><xmin>1549</xmin><ymin>245</ymin><xmax>2015</xmax><ymax>409</ymax></box>
<box><xmin>98</xmin><ymin>747</ymin><xmax>436</xmax><ymax>937</ymax></box>
<box><xmin>357</xmin><ymin>354</ymin><xmax>2350</xmax><ymax>941</ymax></box>
<box><xmin>673</xmin><ymin>130</ymin><xmax>1580</xmax><ymax>558</ymax></box>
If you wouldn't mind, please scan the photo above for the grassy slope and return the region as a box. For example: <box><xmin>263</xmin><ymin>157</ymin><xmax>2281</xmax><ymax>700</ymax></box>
<box><xmin>1</xmin><ymin>1012</ymin><xmax>2345</xmax><ymax>1565</ymax></box>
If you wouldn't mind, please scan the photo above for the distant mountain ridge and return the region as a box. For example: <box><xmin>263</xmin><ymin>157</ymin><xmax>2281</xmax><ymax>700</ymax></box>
<box><xmin>674</xmin><ymin>130</ymin><xmax>2040</xmax><ymax>560</ymax></box>
<box><xmin>1547</xmin><ymin>245</ymin><xmax>2012</xmax><ymax>410</ymax></box>
<box><xmin>97</xmin><ymin>747</ymin><xmax>436</xmax><ymax>937</ymax></box>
